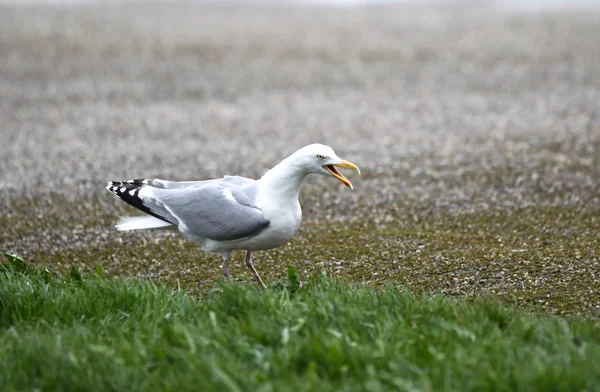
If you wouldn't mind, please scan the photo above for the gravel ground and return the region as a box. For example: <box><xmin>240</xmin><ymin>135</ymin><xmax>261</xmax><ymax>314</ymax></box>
<box><xmin>1</xmin><ymin>3</ymin><xmax>599</xmax><ymax>315</ymax></box>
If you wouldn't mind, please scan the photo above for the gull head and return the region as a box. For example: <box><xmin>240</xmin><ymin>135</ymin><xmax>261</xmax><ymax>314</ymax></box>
<box><xmin>289</xmin><ymin>143</ymin><xmax>361</xmax><ymax>189</ymax></box>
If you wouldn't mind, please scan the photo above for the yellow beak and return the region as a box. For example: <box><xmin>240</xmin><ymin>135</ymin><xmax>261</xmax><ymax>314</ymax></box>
<box><xmin>323</xmin><ymin>160</ymin><xmax>361</xmax><ymax>189</ymax></box>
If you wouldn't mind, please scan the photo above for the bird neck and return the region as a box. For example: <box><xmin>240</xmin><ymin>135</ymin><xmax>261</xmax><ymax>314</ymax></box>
<box><xmin>258</xmin><ymin>159</ymin><xmax>308</xmax><ymax>201</ymax></box>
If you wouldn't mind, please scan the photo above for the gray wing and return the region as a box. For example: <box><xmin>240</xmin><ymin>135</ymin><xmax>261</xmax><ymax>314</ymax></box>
<box><xmin>144</xmin><ymin>176</ymin><xmax>254</xmax><ymax>189</ymax></box>
<box><xmin>139</xmin><ymin>181</ymin><xmax>269</xmax><ymax>241</ymax></box>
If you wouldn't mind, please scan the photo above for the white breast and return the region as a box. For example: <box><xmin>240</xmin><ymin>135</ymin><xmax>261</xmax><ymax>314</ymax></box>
<box><xmin>239</xmin><ymin>190</ymin><xmax>301</xmax><ymax>250</ymax></box>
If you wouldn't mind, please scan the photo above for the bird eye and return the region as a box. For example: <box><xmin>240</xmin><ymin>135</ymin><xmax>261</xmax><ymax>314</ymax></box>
<box><xmin>316</xmin><ymin>154</ymin><xmax>325</xmax><ymax>160</ymax></box>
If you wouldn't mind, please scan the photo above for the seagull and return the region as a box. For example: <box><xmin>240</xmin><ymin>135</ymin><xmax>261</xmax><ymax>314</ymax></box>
<box><xmin>106</xmin><ymin>143</ymin><xmax>360</xmax><ymax>289</ymax></box>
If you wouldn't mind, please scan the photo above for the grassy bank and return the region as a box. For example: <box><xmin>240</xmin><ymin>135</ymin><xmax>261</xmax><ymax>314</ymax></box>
<box><xmin>0</xmin><ymin>259</ymin><xmax>598</xmax><ymax>391</ymax></box>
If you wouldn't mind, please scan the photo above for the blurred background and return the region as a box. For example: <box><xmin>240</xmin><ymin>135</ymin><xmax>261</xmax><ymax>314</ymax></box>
<box><xmin>2</xmin><ymin>0</ymin><xmax>598</xmax><ymax>193</ymax></box>
<box><xmin>1</xmin><ymin>0</ymin><xmax>599</xmax><ymax>309</ymax></box>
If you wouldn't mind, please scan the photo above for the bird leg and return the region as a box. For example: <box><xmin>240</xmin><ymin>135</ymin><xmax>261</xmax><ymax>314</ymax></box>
<box><xmin>221</xmin><ymin>255</ymin><xmax>232</xmax><ymax>283</ymax></box>
<box><xmin>245</xmin><ymin>251</ymin><xmax>267</xmax><ymax>290</ymax></box>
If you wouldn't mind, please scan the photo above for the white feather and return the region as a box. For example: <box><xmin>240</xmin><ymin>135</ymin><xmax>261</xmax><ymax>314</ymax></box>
<box><xmin>115</xmin><ymin>216</ymin><xmax>174</xmax><ymax>231</ymax></box>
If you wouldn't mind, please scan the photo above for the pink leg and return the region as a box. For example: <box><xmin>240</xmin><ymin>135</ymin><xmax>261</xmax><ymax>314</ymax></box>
<box><xmin>245</xmin><ymin>251</ymin><xmax>267</xmax><ymax>290</ymax></box>
<box><xmin>221</xmin><ymin>255</ymin><xmax>232</xmax><ymax>283</ymax></box>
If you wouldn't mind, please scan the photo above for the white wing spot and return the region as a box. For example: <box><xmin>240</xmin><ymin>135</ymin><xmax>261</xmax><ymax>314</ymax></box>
<box><xmin>120</xmin><ymin>187</ymin><xmax>126</xmax><ymax>193</ymax></box>
<box><xmin>129</xmin><ymin>189</ymin><xmax>137</xmax><ymax>196</ymax></box>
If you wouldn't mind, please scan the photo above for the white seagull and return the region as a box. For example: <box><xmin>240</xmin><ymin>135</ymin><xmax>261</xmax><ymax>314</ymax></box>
<box><xmin>106</xmin><ymin>143</ymin><xmax>360</xmax><ymax>289</ymax></box>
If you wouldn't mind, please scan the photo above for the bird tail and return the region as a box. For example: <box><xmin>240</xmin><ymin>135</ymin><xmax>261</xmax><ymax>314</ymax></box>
<box><xmin>115</xmin><ymin>216</ymin><xmax>174</xmax><ymax>231</ymax></box>
<box><xmin>107</xmin><ymin>179</ymin><xmax>176</xmax><ymax>230</ymax></box>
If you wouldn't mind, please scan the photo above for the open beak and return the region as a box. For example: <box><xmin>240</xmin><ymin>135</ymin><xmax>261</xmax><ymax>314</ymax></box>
<box><xmin>323</xmin><ymin>160</ymin><xmax>361</xmax><ymax>189</ymax></box>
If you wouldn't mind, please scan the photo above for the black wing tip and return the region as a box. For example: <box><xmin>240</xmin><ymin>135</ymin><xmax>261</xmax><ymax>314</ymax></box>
<box><xmin>105</xmin><ymin>179</ymin><xmax>171</xmax><ymax>224</ymax></box>
<box><xmin>106</xmin><ymin>179</ymin><xmax>149</xmax><ymax>191</ymax></box>
<box><xmin>105</xmin><ymin>182</ymin><xmax>141</xmax><ymax>197</ymax></box>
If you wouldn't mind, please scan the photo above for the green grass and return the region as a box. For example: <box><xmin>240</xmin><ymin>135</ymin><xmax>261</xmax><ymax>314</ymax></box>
<box><xmin>0</xmin><ymin>259</ymin><xmax>598</xmax><ymax>392</ymax></box>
